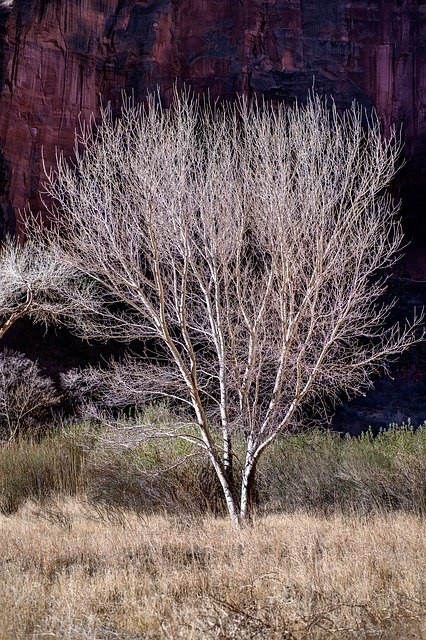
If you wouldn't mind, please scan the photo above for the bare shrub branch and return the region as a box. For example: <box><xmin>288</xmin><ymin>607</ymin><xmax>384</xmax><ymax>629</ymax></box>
<box><xmin>0</xmin><ymin>349</ymin><xmax>61</xmax><ymax>442</ymax></box>
<box><xmin>0</xmin><ymin>236</ymin><xmax>96</xmax><ymax>339</ymax></box>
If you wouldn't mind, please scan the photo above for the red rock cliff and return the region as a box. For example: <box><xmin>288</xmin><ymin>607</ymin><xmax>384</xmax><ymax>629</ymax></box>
<box><xmin>0</xmin><ymin>0</ymin><xmax>424</xmax><ymax>429</ymax></box>
<box><xmin>0</xmin><ymin>1</ymin><xmax>424</xmax><ymax>256</ymax></box>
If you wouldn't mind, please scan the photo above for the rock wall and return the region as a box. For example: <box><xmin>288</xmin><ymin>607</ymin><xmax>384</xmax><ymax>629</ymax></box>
<box><xmin>0</xmin><ymin>1</ymin><xmax>424</xmax><ymax>246</ymax></box>
<box><xmin>0</xmin><ymin>0</ymin><xmax>424</xmax><ymax>428</ymax></box>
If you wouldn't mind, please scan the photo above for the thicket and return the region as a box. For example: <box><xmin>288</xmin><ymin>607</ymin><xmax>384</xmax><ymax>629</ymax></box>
<box><xmin>1</xmin><ymin>421</ymin><xmax>424</xmax><ymax>516</ymax></box>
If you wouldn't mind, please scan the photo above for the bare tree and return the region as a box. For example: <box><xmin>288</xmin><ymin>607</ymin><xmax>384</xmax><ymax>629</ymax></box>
<box><xmin>0</xmin><ymin>236</ymin><xmax>99</xmax><ymax>340</ymax></box>
<box><xmin>0</xmin><ymin>349</ymin><xmax>61</xmax><ymax>442</ymax></box>
<box><xmin>39</xmin><ymin>92</ymin><xmax>423</xmax><ymax>525</ymax></box>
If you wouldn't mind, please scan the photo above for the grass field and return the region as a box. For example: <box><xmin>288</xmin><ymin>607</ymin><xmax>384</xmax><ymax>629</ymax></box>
<box><xmin>0</xmin><ymin>498</ymin><xmax>424</xmax><ymax>639</ymax></box>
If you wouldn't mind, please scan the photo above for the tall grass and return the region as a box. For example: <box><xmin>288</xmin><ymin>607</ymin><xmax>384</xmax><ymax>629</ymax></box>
<box><xmin>0</xmin><ymin>422</ymin><xmax>425</xmax><ymax>516</ymax></box>
<box><xmin>0</xmin><ymin>434</ymin><xmax>85</xmax><ymax>514</ymax></box>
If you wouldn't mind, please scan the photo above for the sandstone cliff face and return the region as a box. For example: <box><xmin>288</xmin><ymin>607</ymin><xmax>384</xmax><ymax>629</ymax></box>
<box><xmin>0</xmin><ymin>1</ymin><xmax>424</xmax><ymax>251</ymax></box>
<box><xmin>0</xmin><ymin>0</ymin><xmax>424</xmax><ymax>427</ymax></box>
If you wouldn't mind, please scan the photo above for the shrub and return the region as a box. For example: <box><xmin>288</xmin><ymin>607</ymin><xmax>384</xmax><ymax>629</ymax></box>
<box><xmin>0</xmin><ymin>420</ymin><xmax>424</xmax><ymax>516</ymax></box>
<box><xmin>60</xmin><ymin>366</ymin><xmax>107</xmax><ymax>412</ymax></box>
<box><xmin>0</xmin><ymin>349</ymin><xmax>61</xmax><ymax>442</ymax></box>
<box><xmin>84</xmin><ymin>419</ymin><xmax>426</xmax><ymax>516</ymax></box>
<box><xmin>0</xmin><ymin>434</ymin><xmax>85</xmax><ymax>514</ymax></box>
<box><xmin>84</xmin><ymin>405</ymin><xmax>227</xmax><ymax>516</ymax></box>
<box><xmin>259</xmin><ymin>422</ymin><xmax>426</xmax><ymax>514</ymax></box>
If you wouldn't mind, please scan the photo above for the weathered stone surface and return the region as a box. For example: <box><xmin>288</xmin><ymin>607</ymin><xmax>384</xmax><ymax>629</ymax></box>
<box><xmin>0</xmin><ymin>0</ymin><xmax>424</xmax><ymax>427</ymax></box>
<box><xmin>0</xmin><ymin>0</ymin><xmax>424</xmax><ymax>246</ymax></box>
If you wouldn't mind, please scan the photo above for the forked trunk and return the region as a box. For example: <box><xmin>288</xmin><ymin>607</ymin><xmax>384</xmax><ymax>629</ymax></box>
<box><xmin>240</xmin><ymin>464</ymin><xmax>258</xmax><ymax>523</ymax></box>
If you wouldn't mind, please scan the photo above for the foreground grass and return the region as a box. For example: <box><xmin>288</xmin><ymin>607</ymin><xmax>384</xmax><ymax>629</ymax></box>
<box><xmin>0</xmin><ymin>499</ymin><xmax>424</xmax><ymax>639</ymax></box>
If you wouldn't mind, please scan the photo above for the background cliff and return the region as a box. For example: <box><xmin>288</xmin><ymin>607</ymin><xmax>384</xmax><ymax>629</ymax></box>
<box><xmin>0</xmin><ymin>0</ymin><xmax>424</xmax><ymax>429</ymax></box>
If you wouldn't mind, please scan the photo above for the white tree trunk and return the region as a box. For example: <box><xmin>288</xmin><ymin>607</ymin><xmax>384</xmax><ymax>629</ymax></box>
<box><xmin>209</xmin><ymin>453</ymin><xmax>240</xmax><ymax>527</ymax></box>
<box><xmin>240</xmin><ymin>442</ymin><xmax>258</xmax><ymax>522</ymax></box>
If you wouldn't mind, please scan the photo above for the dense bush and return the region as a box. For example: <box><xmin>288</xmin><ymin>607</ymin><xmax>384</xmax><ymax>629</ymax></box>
<box><xmin>0</xmin><ymin>420</ymin><xmax>424</xmax><ymax>516</ymax></box>
<box><xmin>259</xmin><ymin>423</ymin><xmax>426</xmax><ymax>514</ymax></box>
<box><xmin>85</xmin><ymin>442</ymin><xmax>226</xmax><ymax>516</ymax></box>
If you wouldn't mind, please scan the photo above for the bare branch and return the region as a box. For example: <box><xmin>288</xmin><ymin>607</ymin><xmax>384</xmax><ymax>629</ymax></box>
<box><xmin>35</xmin><ymin>91</ymin><xmax>423</xmax><ymax>525</ymax></box>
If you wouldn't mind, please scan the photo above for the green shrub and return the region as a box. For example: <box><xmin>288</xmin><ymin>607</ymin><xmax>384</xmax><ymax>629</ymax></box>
<box><xmin>0</xmin><ymin>420</ymin><xmax>424</xmax><ymax>516</ymax></box>
<box><xmin>259</xmin><ymin>422</ymin><xmax>426</xmax><ymax>514</ymax></box>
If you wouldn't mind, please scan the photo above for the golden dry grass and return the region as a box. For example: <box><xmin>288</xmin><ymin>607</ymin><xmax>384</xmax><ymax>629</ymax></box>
<box><xmin>0</xmin><ymin>499</ymin><xmax>424</xmax><ymax>639</ymax></box>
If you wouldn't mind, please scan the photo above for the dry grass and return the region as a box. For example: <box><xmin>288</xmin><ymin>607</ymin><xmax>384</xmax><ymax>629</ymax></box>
<box><xmin>0</xmin><ymin>499</ymin><xmax>424</xmax><ymax>639</ymax></box>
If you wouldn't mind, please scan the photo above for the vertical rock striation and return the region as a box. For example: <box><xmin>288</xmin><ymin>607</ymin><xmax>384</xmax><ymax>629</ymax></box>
<box><xmin>0</xmin><ymin>1</ymin><xmax>424</xmax><ymax>238</ymax></box>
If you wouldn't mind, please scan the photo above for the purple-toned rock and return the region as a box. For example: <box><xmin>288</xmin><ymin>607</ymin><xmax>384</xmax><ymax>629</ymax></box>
<box><xmin>0</xmin><ymin>1</ymin><xmax>424</xmax><ymax>257</ymax></box>
<box><xmin>0</xmin><ymin>0</ymin><xmax>424</xmax><ymax>427</ymax></box>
